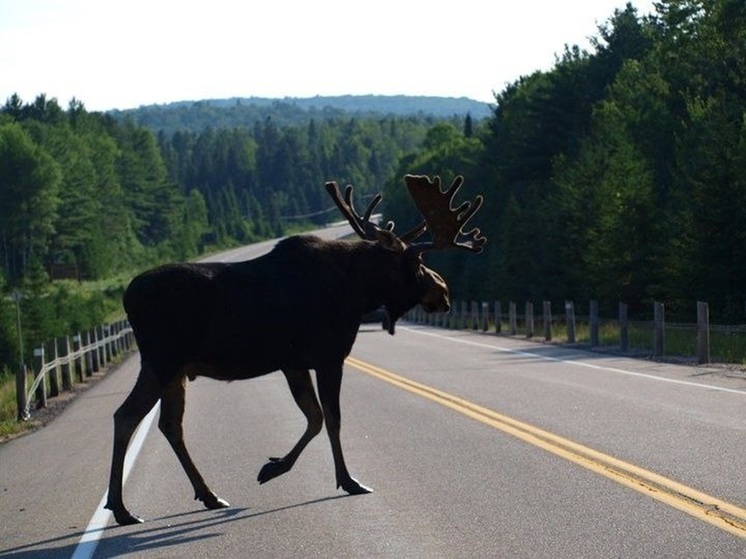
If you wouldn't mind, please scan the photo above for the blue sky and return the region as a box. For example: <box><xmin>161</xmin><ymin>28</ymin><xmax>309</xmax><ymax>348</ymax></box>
<box><xmin>1</xmin><ymin>0</ymin><xmax>656</xmax><ymax>111</ymax></box>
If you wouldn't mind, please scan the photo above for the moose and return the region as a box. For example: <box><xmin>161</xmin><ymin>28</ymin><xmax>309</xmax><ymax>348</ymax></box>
<box><xmin>105</xmin><ymin>174</ymin><xmax>486</xmax><ymax>525</ymax></box>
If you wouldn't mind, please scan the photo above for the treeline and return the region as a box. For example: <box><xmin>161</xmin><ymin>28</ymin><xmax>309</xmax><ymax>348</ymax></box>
<box><xmin>111</xmin><ymin>94</ymin><xmax>491</xmax><ymax>135</ymax></box>
<box><xmin>385</xmin><ymin>0</ymin><xmax>746</xmax><ymax>322</ymax></box>
<box><xmin>0</xmin><ymin>97</ymin><xmax>455</xmax><ymax>286</ymax></box>
<box><xmin>156</xmin><ymin>116</ymin><xmax>448</xmax><ymax>241</ymax></box>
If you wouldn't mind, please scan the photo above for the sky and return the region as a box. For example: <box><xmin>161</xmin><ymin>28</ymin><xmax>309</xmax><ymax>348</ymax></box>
<box><xmin>1</xmin><ymin>0</ymin><xmax>657</xmax><ymax>112</ymax></box>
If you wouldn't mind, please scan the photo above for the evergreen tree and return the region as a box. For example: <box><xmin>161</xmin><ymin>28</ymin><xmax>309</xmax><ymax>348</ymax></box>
<box><xmin>0</xmin><ymin>123</ymin><xmax>61</xmax><ymax>283</ymax></box>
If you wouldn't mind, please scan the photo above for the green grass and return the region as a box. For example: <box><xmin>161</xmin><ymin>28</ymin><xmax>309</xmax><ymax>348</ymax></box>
<box><xmin>52</xmin><ymin>274</ymin><xmax>131</xmax><ymax>322</ymax></box>
<box><xmin>0</xmin><ymin>370</ymin><xmax>33</xmax><ymax>439</ymax></box>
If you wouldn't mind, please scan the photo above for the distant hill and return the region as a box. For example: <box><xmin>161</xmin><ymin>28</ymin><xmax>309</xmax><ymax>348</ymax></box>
<box><xmin>109</xmin><ymin>94</ymin><xmax>493</xmax><ymax>135</ymax></box>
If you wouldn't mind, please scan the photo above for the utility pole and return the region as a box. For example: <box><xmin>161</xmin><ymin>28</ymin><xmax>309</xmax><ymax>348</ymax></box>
<box><xmin>11</xmin><ymin>289</ymin><xmax>28</xmax><ymax>421</ymax></box>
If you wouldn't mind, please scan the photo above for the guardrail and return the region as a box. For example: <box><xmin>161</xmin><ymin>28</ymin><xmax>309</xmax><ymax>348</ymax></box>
<box><xmin>406</xmin><ymin>299</ymin><xmax>746</xmax><ymax>366</ymax></box>
<box><xmin>16</xmin><ymin>319</ymin><xmax>135</xmax><ymax>421</ymax></box>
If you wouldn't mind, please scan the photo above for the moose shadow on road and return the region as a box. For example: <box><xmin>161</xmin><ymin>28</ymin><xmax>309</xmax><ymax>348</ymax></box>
<box><xmin>0</xmin><ymin>495</ymin><xmax>348</xmax><ymax>558</ymax></box>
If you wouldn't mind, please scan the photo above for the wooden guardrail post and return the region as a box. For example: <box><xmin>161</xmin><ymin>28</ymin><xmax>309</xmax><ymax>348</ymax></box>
<box><xmin>33</xmin><ymin>347</ymin><xmax>47</xmax><ymax>410</ymax></box>
<box><xmin>112</xmin><ymin>321</ymin><xmax>120</xmax><ymax>355</ymax></box>
<box><xmin>653</xmin><ymin>301</ymin><xmax>665</xmax><ymax>358</ymax></box>
<box><xmin>91</xmin><ymin>327</ymin><xmax>100</xmax><ymax>372</ymax></box>
<box><xmin>59</xmin><ymin>336</ymin><xmax>72</xmax><ymax>391</ymax></box>
<box><xmin>47</xmin><ymin>339</ymin><xmax>60</xmax><ymax>397</ymax></box>
<box><xmin>83</xmin><ymin>329</ymin><xmax>94</xmax><ymax>376</ymax></box>
<box><xmin>494</xmin><ymin>301</ymin><xmax>502</xmax><ymax>334</ymax></box>
<box><xmin>525</xmin><ymin>302</ymin><xmax>534</xmax><ymax>338</ymax></box>
<box><xmin>481</xmin><ymin>302</ymin><xmax>489</xmax><ymax>332</ymax></box>
<box><xmin>543</xmin><ymin>301</ymin><xmax>552</xmax><ymax>341</ymax></box>
<box><xmin>16</xmin><ymin>364</ymin><xmax>28</xmax><ymax>421</ymax></box>
<box><xmin>119</xmin><ymin>320</ymin><xmax>128</xmax><ymax>352</ymax></box>
<box><xmin>619</xmin><ymin>302</ymin><xmax>629</xmax><ymax>352</ymax></box>
<box><xmin>125</xmin><ymin>320</ymin><xmax>134</xmax><ymax>349</ymax></box>
<box><xmin>461</xmin><ymin>300</ymin><xmax>468</xmax><ymax>329</ymax></box>
<box><xmin>118</xmin><ymin>320</ymin><xmax>126</xmax><ymax>352</ymax></box>
<box><xmin>95</xmin><ymin>325</ymin><xmax>105</xmax><ymax>367</ymax></box>
<box><xmin>590</xmin><ymin>300</ymin><xmax>599</xmax><ymax>347</ymax></box>
<box><xmin>72</xmin><ymin>333</ymin><xmax>83</xmax><ymax>382</ymax></box>
<box><xmin>565</xmin><ymin>300</ymin><xmax>576</xmax><ymax>343</ymax></box>
<box><xmin>471</xmin><ymin>301</ymin><xmax>478</xmax><ymax>331</ymax></box>
<box><xmin>103</xmin><ymin>324</ymin><xmax>112</xmax><ymax>365</ymax></box>
<box><xmin>508</xmin><ymin>302</ymin><xmax>517</xmax><ymax>335</ymax></box>
<box><xmin>697</xmin><ymin>301</ymin><xmax>710</xmax><ymax>364</ymax></box>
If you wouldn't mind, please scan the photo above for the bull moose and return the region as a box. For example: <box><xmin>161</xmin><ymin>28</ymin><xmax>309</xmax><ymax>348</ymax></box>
<box><xmin>105</xmin><ymin>174</ymin><xmax>486</xmax><ymax>525</ymax></box>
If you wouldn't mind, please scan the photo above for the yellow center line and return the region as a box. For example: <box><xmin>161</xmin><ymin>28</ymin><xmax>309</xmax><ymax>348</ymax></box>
<box><xmin>345</xmin><ymin>355</ymin><xmax>746</xmax><ymax>539</ymax></box>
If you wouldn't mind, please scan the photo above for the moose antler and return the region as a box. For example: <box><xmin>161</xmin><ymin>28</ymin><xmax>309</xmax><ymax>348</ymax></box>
<box><xmin>326</xmin><ymin>176</ymin><xmax>486</xmax><ymax>252</ymax></box>
<box><xmin>325</xmin><ymin>181</ymin><xmax>395</xmax><ymax>240</ymax></box>
<box><xmin>404</xmin><ymin>175</ymin><xmax>486</xmax><ymax>253</ymax></box>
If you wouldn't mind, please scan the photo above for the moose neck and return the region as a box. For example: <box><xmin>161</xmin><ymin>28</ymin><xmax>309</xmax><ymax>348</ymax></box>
<box><xmin>338</xmin><ymin>240</ymin><xmax>421</xmax><ymax>328</ymax></box>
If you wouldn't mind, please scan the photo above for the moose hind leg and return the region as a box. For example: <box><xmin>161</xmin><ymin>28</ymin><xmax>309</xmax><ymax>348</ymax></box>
<box><xmin>159</xmin><ymin>375</ymin><xmax>229</xmax><ymax>511</ymax></box>
<box><xmin>105</xmin><ymin>366</ymin><xmax>163</xmax><ymax>525</ymax></box>
<box><xmin>316</xmin><ymin>364</ymin><xmax>372</xmax><ymax>495</ymax></box>
<box><xmin>258</xmin><ymin>368</ymin><xmax>324</xmax><ymax>484</ymax></box>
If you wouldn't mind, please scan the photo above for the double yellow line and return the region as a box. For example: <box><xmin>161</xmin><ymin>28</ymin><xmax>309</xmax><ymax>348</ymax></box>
<box><xmin>346</xmin><ymin>356</ymin><xmax>746</xmax><ymax>539</ymax></box>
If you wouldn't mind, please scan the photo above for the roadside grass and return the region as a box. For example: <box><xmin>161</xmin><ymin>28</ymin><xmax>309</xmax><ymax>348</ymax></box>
<box><xmin>0</xmin><ymin>370</ymin><xmax>33</xmax><ymax>439</ymax></box>
<box><xmin>52</xmin><ymin>274</ymin><xmax>131</xmax><ymax>322</ymax></box>
<box><xmin>480</xmin><ymin>318</ymin><xmax>746</xmax><ymax>364</ymax></box>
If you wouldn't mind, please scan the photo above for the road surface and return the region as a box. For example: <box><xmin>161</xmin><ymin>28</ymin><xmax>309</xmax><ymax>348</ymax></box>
<box><xmin>1</xmin><ymin>227</ymin><xmax>745</xmax><ymax>558</ymax></box>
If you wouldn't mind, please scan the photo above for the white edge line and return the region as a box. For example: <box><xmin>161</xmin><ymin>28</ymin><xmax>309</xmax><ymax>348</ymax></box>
<box><xmin>71</xmin><ymin>402</ymin><xmax>161</xmax><ymax>559</ymax></box>
<box><xmin>401</xmin><ymin>326</ymin><xmax>746</xmax><ymax>396</ymax></box>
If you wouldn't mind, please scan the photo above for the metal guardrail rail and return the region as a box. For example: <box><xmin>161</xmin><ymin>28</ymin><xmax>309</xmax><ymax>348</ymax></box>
<box><xmin>16</xmin><ymin>319</ymin><xmax>135</xmax><ymax>421</ymax></box>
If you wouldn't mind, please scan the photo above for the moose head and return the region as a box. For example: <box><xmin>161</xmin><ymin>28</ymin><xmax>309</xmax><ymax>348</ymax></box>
<box><xmin>325</xmin><ymin>174</ymin><xmax>486</xmax><ymax>333</ymax></box>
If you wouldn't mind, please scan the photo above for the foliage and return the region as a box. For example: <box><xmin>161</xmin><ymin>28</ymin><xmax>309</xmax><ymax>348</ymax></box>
<box><xmin>157</xmin><ymin>116</ymin><xmax>441</xmax><ymax>245</ymax></box>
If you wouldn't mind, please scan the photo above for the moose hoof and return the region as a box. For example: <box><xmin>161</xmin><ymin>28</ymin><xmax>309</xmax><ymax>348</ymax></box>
<box><xmin>340</xmin><ymin>477</ymin><xmax>373</xmax><ymax>495</ymax></box>
<box><xmin>199</xmin><ymin>491</ymin><xmax>230</xmax><ymax>510</ymax></box>
<box><xmin>111</xmin><ymin>508</ymin><xmax>145</xmax><ymax>526</ymax></box>
<box><xmin>257</xmin><ymin>457</ymin><xmax>291</xmax><ymax>484</ymax></box>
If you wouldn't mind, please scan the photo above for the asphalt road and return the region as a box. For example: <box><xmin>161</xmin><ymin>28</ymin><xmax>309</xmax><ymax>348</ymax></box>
<box><xmin>1</xmin><ymin>227</ymin><xmax>745</xmax><ymax>558</ymax></box>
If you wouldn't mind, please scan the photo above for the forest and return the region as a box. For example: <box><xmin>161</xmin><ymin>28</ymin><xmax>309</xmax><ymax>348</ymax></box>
<box><xmin>1</xmin><ymin>0</ymin><xmax>746</xmax><ymax>375</ymax></box>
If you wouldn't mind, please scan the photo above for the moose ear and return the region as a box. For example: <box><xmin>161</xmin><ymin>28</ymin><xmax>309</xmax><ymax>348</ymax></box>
<box><xmin>374</xmin><ymin>229</ymin><xmax>406</xmax><ymax>252</ymax></box>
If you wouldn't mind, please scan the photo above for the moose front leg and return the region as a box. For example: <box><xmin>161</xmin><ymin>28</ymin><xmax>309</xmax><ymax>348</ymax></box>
<box><xmin>316</xmin><ymin>363</ymin><xmax>372</xmax><ymax>495</ymax></box>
